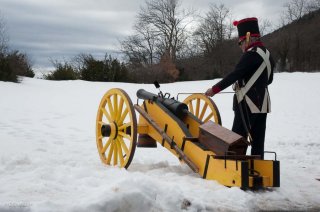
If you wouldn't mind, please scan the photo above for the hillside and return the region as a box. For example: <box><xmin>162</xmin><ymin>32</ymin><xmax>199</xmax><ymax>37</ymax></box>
<box><xmin>0</xmin><ymin>73</ymin><xmax>320</xmax><ymax>211</ymax></box>
<box><xmin>263</xmin><ymin>9</ymin><xmax>320</xmax><ymax>72</ymax></box>
<box><xmin>177</xmin><ymin>10</ymin><xmax>320</xmax><ymax>82</ymax></box>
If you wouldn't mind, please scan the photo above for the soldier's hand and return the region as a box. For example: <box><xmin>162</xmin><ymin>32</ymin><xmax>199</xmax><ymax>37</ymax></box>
<box><xmin>205</xmin><ymin>88</ymin><xmax>214</xmax><ymax>97</ymax></box>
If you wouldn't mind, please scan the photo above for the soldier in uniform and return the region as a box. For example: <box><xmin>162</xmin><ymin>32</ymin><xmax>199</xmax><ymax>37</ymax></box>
<box><xmin>205</xmin><ymin>17</ymin><xmax>275</xmax><ymax>159</ymax></box>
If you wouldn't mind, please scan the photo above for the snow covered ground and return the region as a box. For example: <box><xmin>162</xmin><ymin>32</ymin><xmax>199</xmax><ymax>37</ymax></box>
<box><xmin>0</xmin><ymin>73</ymin><xmax>319</xmax><ymax>212</ymax></box>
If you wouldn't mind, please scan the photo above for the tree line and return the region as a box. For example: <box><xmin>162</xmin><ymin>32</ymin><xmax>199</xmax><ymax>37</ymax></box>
<box><xmin>43</xmin><ymin>54</ymin><xmax>128</xmax><ymax>82</ymax></box>
<box><xmin>0</xmin><ymin>15</ymin><xmax>34</xmax><ymax>82</ymax></box>
<box><xmin>1</xmin><ymin>0</ymin><xmax>319</xmax><ymax>83</ymax></box>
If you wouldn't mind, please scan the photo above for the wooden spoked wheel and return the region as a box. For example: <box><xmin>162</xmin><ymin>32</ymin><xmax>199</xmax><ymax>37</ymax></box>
<box><xmin>96</xmin><ymin>88</ymin><xmax>137</xmax><ymax>169</ymax></box>
<box><xmin>183</xmin><ymin>94</ymin><xmax>222</xmax><ymax>125</ymax></box>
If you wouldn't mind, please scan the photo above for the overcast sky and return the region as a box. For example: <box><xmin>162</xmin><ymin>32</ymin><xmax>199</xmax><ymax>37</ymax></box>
<box><xmin>0</xmin><ymin>0</ymin><xmax>285</xmax><ymax>70</ymax></box>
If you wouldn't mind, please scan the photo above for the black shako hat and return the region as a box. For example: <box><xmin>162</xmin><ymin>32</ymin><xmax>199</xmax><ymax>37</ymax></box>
<box><xmin>233</xmin><ymin>17</ymin><xmax>260</xmax><ymax>41</ymax></box>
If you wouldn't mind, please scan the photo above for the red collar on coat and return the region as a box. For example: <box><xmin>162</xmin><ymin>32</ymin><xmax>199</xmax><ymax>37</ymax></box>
<box><xmin>245</xmin><ymin>41</ymin><xmax>264</xmax><ymax>52</ymax></box>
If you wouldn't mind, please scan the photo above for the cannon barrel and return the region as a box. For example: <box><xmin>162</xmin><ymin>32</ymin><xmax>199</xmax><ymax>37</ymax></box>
<box><xmin>137</xmin><ymin>89</ymin><xmax>188</xmax><ymax>119</ymax></box>
<box><xmin>137</xmin><ymin>89</ymin><xmax>158</xmax><ymax>101</ymax></box>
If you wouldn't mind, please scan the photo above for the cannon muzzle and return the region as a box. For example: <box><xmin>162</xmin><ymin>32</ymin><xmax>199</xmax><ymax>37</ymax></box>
<box><xmin>137</xmin><ymin>89</ymin><xmax>188</xmax><ymax>119</ymax></box>
<box><xmin>137</xmin><ymin>89</ymin><xmax>158</xmax><ymax>101</ymax></box>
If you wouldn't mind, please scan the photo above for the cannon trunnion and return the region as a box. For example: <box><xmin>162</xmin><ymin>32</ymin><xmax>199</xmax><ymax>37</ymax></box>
<box><xmin>95</xmin><ymin>88</ymin><xmax>280</xmax><ymax>189</ymax></box>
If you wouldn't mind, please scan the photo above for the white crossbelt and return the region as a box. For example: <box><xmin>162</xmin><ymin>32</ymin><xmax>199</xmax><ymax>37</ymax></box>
<box><xmin>236</xmin><ymin>47</ymin><xmax>271</xmax><ymax>103</ymax></box>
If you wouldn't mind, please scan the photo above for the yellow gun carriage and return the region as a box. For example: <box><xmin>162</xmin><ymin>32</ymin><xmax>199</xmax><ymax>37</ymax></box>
<box><xmin>95</xmin><ymin>84</ymin><xmax>280</xmax><ymax>189</ymax></box>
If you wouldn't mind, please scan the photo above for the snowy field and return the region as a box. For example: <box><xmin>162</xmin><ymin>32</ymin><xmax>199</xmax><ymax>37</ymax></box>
<box><xmin>0</xmin><ymin>73</ymin><xmax>320</xmax><ymax>212</ymax></box>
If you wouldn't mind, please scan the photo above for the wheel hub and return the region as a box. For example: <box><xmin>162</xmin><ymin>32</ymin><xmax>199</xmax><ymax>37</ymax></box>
<box><xmin>101</xmin><ymin>122</ymin><xmax>117</xmax><ymax>139</ymax></box>
<box><xmin>101</xmin><ymin>122</ymin><xmax>131</xmax><ymax>139</ymax></box>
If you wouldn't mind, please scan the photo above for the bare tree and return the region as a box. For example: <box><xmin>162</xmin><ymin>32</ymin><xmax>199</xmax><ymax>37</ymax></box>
<box><xmin>280</xmin><ymin>0</ymin><xmax>319</xmax><ymax>27</ymax></box>
<box><xmin>276</xmin><ymin>32</ymin><xmax>291</xmax><ymax>72</ymax></box>
<box><xmin>121</xmin><ymin>34</ymin><xmax>152</xmax><ymax>65</ymax></box>
<box><xmin>121</xmin><ymin>21</ymin><xmax>158</xmax><ymax>65</ymax></box>
<box><xmin>306</xmin><ymin>0</ymin><xmax>320</xmax><ymax>12</ymax></box>
<box><xmin>121</xmin><ymin>0</ymin><xmax>194</xmax><ymax>65</ymax></box>
<box><xmin>0</xmin><ymin>12</ymin><xmax>8</xmax><ymax>54</ymax></box>
<box><xmin>194</xmin><ymin>3</ymin><xmax>233</xmax><ymax>54</ymax></box>
<box><xmin>283</xmin><ymin>0</ymin><xmax>309</xmax><ymax>23</ymax></box>
<box><xmin>259</xmin><ymin>19</ymin><xmax>273</xmax><ymax>36</ymax></box>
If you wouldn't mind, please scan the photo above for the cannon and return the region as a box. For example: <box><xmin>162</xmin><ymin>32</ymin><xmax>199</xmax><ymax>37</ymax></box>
<box><xmin>95</xmin><ymin>84</ymin><xmax>280</xmax><ymax>189</ymax></box>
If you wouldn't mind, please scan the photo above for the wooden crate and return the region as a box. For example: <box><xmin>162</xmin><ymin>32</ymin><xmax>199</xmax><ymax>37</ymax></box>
<box><xmin>198</xmin><ymin>121</ymin><xmax>248</xmax><ymax>155</ymax></box>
